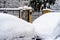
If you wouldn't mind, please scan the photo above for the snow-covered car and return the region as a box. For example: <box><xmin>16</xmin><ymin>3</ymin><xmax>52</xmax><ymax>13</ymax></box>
<box><xmin>33</xmin><ymin>12</ymin><xmax>60</xmax><ymax>40</ymax></box>
<box><xmin>0</xmin><ymin>13</ymin><xmax>34</xmax><ymax>40</ymax></box>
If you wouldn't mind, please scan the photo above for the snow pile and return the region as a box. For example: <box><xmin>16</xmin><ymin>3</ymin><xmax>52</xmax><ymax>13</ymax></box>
<box><xmin>33</xmin><ymin>12</ymin><xmax>60</xmax><ymax>40</ymax></box>
<box><xmin>0</xmin><ymin>13</ymin><xmax>34</xmax><ymax>40</ymax></box>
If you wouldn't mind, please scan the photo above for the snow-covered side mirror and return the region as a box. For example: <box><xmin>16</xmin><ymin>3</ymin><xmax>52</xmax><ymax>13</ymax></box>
<box><xmin>33</xmin><ymin>12</ymin><xmax>60</xmax><ymax>40</ymax></box>
<box><xmin>0</xmin><ymin>13</ymin><xmax>34</xmax><ymax>40</ymax></box>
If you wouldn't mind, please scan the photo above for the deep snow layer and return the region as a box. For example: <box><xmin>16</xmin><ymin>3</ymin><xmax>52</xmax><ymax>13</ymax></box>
<box><xmin>33</xmin><ymin>12</ymin><xmax>60</xmax><ymax>40</ymax></box>
<box><xmin>0</xmin><ymin>13</ymin><xmax>34</xmax><ymax>40</ymax></box>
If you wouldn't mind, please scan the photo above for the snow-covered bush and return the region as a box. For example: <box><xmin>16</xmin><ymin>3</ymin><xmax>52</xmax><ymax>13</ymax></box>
<box><xmin>50</xmin><ymin>0</ymin><xmax>60</xmax><ymax>10</ymax></box>
<box><xmin>0</xmin><ymin>13</ymin><xmax>34</xmax><ymax>40</ymax></box>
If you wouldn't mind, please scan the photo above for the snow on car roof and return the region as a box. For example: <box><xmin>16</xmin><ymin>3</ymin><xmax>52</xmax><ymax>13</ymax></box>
<box><xmin>33</xmin><ymin>12</ymin><xmax>60</xmax><ymax>38</ymax></box>
<box><xmin>0</xmin><ymin>13</ymin><xmax>34</xmax><ymax>40</ymax></box>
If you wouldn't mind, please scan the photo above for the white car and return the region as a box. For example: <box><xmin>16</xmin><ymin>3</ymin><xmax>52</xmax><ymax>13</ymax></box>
<box><xmin>33</xmin><ymin>12</ymin><xmax>60</xmax><ymax>40</ymax></box>
<box><xmin>0</xmin><ymin>13</ymin><xmax>34</xmax><ymax>40</ymax></box>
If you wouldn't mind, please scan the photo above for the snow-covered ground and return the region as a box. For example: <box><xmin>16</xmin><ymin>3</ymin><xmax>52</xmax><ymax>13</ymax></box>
<box><xmin>0</xmin><ymin>13</ymin><xmax>35</xmax><ymax>40</ymax></box>
<box><xmin>33</xmin><ymin>12</ymin><xmax>60</xmax><ymax>40</ymax></box>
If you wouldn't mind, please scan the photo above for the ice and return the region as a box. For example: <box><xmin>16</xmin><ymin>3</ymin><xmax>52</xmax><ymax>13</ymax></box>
<box><xmin>33</xmin><ymin>12</ymin><xmax>60</xmax><ymax>40</ymax></box>
<box><xmin>0</xmin><ymin>13</ymin><xmax>34</xmax><ymax>40</ymax></box>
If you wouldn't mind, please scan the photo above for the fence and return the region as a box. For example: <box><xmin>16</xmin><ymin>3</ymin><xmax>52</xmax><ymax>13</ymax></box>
<box><xmin>0</xmin><ymin>7</ymin><xmax>32</xmax><ymax>23</ymax></box>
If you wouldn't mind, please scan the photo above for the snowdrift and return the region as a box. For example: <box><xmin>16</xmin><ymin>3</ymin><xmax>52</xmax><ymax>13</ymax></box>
<box><xmin>0</xmin><ymin>13</ymin><xmax>34</xmax><ymax>40</ymax></box>
<box><xmin>33</xmin><ymin>12</ymin><xmax>60</xmax><ymax>40</ymax></box>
